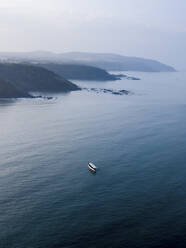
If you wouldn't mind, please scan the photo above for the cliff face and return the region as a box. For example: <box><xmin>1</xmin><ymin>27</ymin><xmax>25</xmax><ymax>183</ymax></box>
<box><xmin>0</xmin><ymin>63</ymin><xmax>80</xmax><ymax>93</ymax></box>
<box><xmin>0</xmin><ymin>77</ymin><xmax>31</xmax><ymax>98</ymax></box>
<box><xmin>39</xmin><ymin>64</ymin><xmax>121</xmax><ymax>81</ymax></box>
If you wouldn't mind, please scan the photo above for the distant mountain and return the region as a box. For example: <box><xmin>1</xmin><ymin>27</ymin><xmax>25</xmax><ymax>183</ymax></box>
<box><xmin>0</xmin><ymin>51</ymin><xmax>176</xmax><ymax>72</ymax></box>
<box><xmin>59</xmin><ymin>52</ymin><xmax>176</xmax><ymax>72</ymax></box>
<box><xmin>0</xmin><ymin>63</ymin><xmax>79</xmax><ymax>94</ymax></box>
<box><xmin>38</xmin><ymin>63</ymin><xmax>122</xmax><ymax>81</ymax></box>
<box><xmin>0</xmin><ymin>77</ymin><xmax>31</xmax><ymax>98</ymax></box>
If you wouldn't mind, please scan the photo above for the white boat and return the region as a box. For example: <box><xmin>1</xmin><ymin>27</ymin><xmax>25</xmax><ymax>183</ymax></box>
<box><xmin>88</xmin><ymin>162</ymin><xmax>97</xmax><ymax>173</ymax></box>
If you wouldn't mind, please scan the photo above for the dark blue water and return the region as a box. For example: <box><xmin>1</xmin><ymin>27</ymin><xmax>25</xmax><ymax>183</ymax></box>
<box><xmin>0</xmin><ymin>72</ymin><xmax>186</xmax><ymax>248</ymax></box>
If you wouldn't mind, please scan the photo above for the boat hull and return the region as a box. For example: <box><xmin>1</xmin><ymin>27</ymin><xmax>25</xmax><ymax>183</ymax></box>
<box><xmin>88</xmin><ymin>164</ymin><xmax>96</xmax><ymax>173</ymax></box>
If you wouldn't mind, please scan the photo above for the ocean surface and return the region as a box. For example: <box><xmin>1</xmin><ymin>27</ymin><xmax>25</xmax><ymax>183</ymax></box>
<box><xmin>0</xmin><ymin>71</ymin><xmax>186</xmax><ymax>248</ymax></box>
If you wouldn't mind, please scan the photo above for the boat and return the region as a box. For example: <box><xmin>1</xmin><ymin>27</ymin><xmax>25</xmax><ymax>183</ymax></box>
<box><xmin>88</xmin><ymin>162</ymin><xmax>97</xmax><ymax>173</ymax></box>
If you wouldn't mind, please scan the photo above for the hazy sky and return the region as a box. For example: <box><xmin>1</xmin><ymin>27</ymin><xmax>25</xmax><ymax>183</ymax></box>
<box><xmin>0</xmin><ymin>0</ymin><xmax>186</xmax><ymax>69</ymax></box>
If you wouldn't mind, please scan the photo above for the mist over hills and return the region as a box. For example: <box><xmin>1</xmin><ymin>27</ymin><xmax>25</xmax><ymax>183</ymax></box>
<box><xmin>0</xmin><ymin>50</ymin><xmax>176</xmax><ymax>98</ymax></box>
<box><xmin>0</xmin><ymin>51</ymin><xmax>176</xmax><ymax>72</ymax></box>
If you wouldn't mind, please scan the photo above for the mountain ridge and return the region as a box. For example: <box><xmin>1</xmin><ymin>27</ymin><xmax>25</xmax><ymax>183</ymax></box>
<box><xmin>0</xmin><ymin>51</ymin><xmax>176</xmax><ymax>72</ymax></box>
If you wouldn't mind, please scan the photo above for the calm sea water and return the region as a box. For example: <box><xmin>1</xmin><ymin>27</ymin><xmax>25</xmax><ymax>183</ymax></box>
<box><xmin>0</xmin><ymin>72</ymin><xmax>186</xmax><ymax>248</ymax></box>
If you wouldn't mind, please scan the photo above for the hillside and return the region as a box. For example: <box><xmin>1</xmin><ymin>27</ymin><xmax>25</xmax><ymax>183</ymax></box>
<box><xmin>0</xmin><ymin>63</ymin><xmax>79</xmax><ymax>93</ymax></box>
<box><xmin>39</xmin><ymin>64</ymin><xmax>121</xmax><ymax>81</ymax></box>
<box><xmin>0</xmin><ymin>51</ymin><xmax>176</xmax><ymax>72</ymax></box>
<box><xmin>0</xmin><ymin>77</ymin><xmax>31</xmax><ymax>98</ymax></box>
